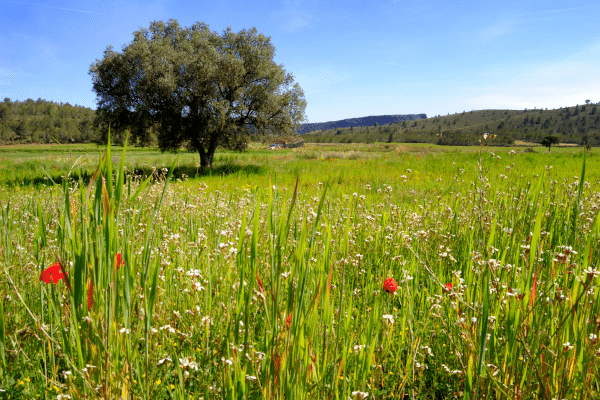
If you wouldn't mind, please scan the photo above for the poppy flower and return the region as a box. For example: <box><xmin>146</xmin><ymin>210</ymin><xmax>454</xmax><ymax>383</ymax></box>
<box><xmin>383</xmin><ymin>277</ymin><xmax>398</xmax><ymax>294</ymax></box>
<box><xmin>39</xmin><ymin>262</ymin><xmax>65</xmax><ymax>284</ymax></box>
<box><xmin>445</xmin><ymin>282</ymin><xmax>453</xmax><ymax>292</ymax></box>
<box><xmin>115</xmin><ymin>253</ymin><xmax>124</xmax><ymax>270</ymax></box>
<box><xmin>87</xmin><ymin>279</ymin><xmax>94</xmax><ymax>312</ymax></box>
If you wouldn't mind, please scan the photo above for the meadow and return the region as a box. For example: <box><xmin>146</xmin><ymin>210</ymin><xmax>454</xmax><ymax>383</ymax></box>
<box><xmin>0</xmin><ymin>140</ymin><xmax>599</xmax><ymax>399</ymax></box>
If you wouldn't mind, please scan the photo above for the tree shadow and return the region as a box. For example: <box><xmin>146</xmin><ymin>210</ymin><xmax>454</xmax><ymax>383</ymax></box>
<box><xmin>8</xmin><ymin>163</ymin><xmax>265</xmax><ymax>188</ymax></box>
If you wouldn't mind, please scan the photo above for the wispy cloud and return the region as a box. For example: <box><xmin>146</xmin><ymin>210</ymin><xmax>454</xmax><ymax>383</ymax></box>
<box><xmin>477</xmin><ymin>19</ymin><xmax>515</xmax><ymax>42</ymax></box>
<box><xmin>274</xmin><ymin>9</ymin><xmax>319</xmax><ymax>33</ymax></box>
<box><xmin>0</xmin><ymin>0</ymin><xmax>102</xmax><ymax>15</ymax></box>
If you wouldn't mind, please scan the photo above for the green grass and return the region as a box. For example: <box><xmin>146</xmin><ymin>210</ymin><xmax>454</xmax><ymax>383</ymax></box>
<box><xmin>0</xmin><ymin>141</ymin><xmax>599</xmax><ymax>399</ymax></box>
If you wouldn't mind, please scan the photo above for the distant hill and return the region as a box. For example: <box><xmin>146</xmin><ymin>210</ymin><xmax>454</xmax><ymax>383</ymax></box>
<box><xmin>298</xmin><ymin>114</ymin><xmax>427</xmax><ymax>134</ymax></box>
<box><xmin>302</xmin><ymin>104</ymin><xmax>600</xmax><ymax>147</ymax></box>
<box><xmin>0</xmin><ymin>98</ymin><xmax>98</xmax><ymax>144</ymax></box>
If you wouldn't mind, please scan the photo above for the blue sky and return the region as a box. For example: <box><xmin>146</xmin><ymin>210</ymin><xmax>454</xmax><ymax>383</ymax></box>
<box><xmin>1</xmin><ymin>0</ymin><xmax>599</xmax><ymax>123</ymax></box>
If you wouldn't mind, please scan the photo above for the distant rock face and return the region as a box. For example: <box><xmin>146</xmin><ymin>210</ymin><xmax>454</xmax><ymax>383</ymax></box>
<box><xmin>297</xmin><ymin>114</ymin><xmax>427</xmax><ymax>134</ymax></box>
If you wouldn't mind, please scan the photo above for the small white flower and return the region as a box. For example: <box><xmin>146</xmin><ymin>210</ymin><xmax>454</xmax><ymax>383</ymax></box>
<box><xmin>382</xmin><ymin>314</ymin><xmax>395</xmax><ymax>325</ymax></box>
<box><xmin>563</xmin><ymin>342</ymin><xmax>574</xmax><ymax>351</ymax></box>
<box><xmin>351</xmin><ymin>391</ymin><xmax>369</xmax><ymax>399</ymax></box>
<box><xmin>119</xmin><ymin>328</ymin><xmax>130</xmax><ymax>334</ymax></box>
<box><xmin>246</xmin><ymin>375</ymin><xmax>257</xmax><ymax>381</ymax></box>
<box><xmin>160</xmin><ymin>325</ymin><xmax>176</xmax><ymax>334</ymax></box>
<box><xmin>583</xmin><ymin>267</ymin><xmax>600</xmax><ymax>280</ymax></box>
<box><xmin>158</xmin><ymin>355</ymin><xmax>172</xmax><ymax>365</ymax></box>
<box><xmin>179</xmin><ymin>357</ymin><xmax>199</xmax><ymax>371</ymax></box>
<box><xmin>60</xmin><ymin>370</ymin><xmax>71</xmax><ymax>380</ymax></box>
<box><xmin>353</xmin><ymin>345</ymin><xmax>365</xmax><ymax>354</ymax></box>
<box><xmin>589</xmin><ymin>333</ymin><xmax>598</xmax><ymax>341</ymax></box>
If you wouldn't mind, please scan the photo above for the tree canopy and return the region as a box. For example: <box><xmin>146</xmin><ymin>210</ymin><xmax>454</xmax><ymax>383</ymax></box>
<box><xmin>89</xmin><ymin>19</ymin><xmax>307</xmax><ymax>168</ymax></box>
<box><xmin>540</xmin><ymin>135</ymin><xmax>560</xmax><ymax>152</ymax></box>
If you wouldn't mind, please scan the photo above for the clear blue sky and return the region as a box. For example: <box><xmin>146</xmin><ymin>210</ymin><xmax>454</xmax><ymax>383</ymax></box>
<box><xmin>1</xmin><ymin>0</ymin><xmax>599</xmax><ymax>123</ymax></box>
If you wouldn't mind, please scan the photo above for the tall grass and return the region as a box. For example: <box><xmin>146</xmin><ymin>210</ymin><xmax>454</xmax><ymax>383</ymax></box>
<box><xmin>0</xmin><ymin>140</ymin><xmax>599</xmax><ymax>399</ymax></box>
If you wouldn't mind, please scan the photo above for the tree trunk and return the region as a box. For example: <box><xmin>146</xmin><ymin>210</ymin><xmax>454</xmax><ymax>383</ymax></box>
<box><xmin>196</xmin><ymin>135</ymin><xmax>218</xmax><ymax>169</ymax></box>
<box><xmin>198</xmin><ymin>148</ymin><xmax>214</xmax><ymax>169</ymax></box>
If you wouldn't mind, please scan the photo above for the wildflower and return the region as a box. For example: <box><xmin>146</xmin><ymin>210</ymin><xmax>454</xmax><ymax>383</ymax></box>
<box><xmin>353</xmin><ymin>345</ymin><xmax>365</xmax><ymax>354</ymax></box>
<box><xmin>563</xmin><ymin>342</ymin><xmax>574</xmax><ymax>351</ymax></box>
<box><xmin>160</xmin><ymin>325</ymin><xmax>176</xmax><ymax>334</ymax></box>
<box><xmin>444</xmin><ymin>282</ymin><xmax>452</xmax><ymax>292</ymax></box>
<box><xmin>222</xmin><ymin>357</ymin><xmax>233</xmax><ymax>366</ymax></box>
<box><xmin>157</xmin><ymin>355</ymin><xmax>172</xmax><ymax>365</ymax></box>
<box><xmin>382</xmin><ymin>277</ymin><xmax>398</xmax><ymax>294</ymax></box>
<box><xmin>39</xmin><ymin>262</ymin><xmax>65</xmax><ymax>284</ymax></box>
<box><xmin>116</xmin><ymin>253</ymin><xmax>124</xmax><ymax>270</ymax></box>
<box><xmin>351</xmin><ymin>391</ymin><xmax>369</xmax><ymax>399</ymax></box>
<box><xmin>583</xmin><ymin>267</ymin><xmax>600</xmax><ymax>281</ymax></box>
<box><xmin>286</xmin><ymin>313</ymin><xmax>292</xmax><ymax>329</ymax></box>
<box><xmin>382</xmin><ymin>314</ymin><xmax>395</xmax><ymax>325</ymax></box>
<box><xmin>179</xmin><ymin>357</ymin><xmax>199</xmax><ymax>371</ymax></box>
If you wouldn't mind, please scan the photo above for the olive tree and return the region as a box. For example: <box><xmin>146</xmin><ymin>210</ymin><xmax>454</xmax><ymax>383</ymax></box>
<box><xmin>90</xmin><ymin>19</ymin><xmax>306</xmax><ymax>168</ymax></box>
<box><xmin>540</xmin><ymin>135</ymin><xmax>560</xmax><ymax>152</ymax></box>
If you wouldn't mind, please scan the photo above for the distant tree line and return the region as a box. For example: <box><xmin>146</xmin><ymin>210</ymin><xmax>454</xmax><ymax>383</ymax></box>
<box><xmin>303</xmin><ymin>104</ymin><xmax>600</xmax><ymax>147</ymax></box>
<box><xmin>303</xmin><ymin>125</ymin><xmax>514</xmax><ymax>146</ymax></box>
<box><xmin>3</xmin><ymin>97</ymin><xmax>600</xmax><ymax>148</ymax></box>
<box><xmin>0</xmin><ymin>98</ymin><xmax>98</xmax><ymax>144</ymax></box>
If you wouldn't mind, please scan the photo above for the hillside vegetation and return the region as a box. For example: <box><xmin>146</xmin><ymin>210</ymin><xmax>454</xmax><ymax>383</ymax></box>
<box><xmin>3</xmin><ymin>97</ymin><xmax>600</xmax><ymax>149</ymax></box>
<box><xmin>298</xmin><ymin>114</ymin><xmax>427</xmax><ymax>134</ymax></box>
<box><xmin>303</xmin><ymin>103</ymin><xmax>600</xmax><ymax>146</ymax></box>
<box><xmin>0</xmin><ymin>98</ymin><xmax>98</xmax><ymax>144</ymax></box>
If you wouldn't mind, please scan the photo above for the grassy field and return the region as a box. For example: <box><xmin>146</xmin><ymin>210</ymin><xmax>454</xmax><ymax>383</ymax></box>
<box><xmin>0</xmin><ymin>141</ymin><xmax>599</xmax><ymax>399</ymax></box>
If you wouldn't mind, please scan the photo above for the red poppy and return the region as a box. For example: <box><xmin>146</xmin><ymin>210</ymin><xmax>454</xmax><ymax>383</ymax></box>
<box><xmin>116</xmin><ymin>253</ymin><xmax>124</xmax><ymax>270</ymax></box>
<box><xmin>445</xmin><ymin>282</ymin><xmax>453</xmax><ymax>292</ymax></box>
<box><xmin>87</xmin><ymin>279</ymin><xmax>94</xmax><ymax>312</ymax></box>
<box><xmin>39</xmin><ymin>262</ymin><xmax>65</xmax><ymax>284</ymax></box>
<box><xmin>383</xmin><ymin>277</ymin><xmax>398</xmax><ymax>294</ymax></box>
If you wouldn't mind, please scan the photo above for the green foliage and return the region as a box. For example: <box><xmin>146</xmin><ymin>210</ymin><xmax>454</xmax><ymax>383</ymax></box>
<box><xmin>89</xmin><ymin>19</ymin><xmax>307</xmax><ymax>168</ymax></box>
<box><xmin>541</xmin><ymin>135</ymin><xmax>560</xmax><ymax>151</ymax></box>
<box><xmin>305</xmin><ymin>105</ymin><xmax>600</xmax><ymax>147</ymax></box>
<box><xmin>0</xmin><ymin>98</ymin><xmax>97</xmax><ymax>144</ymax></box>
